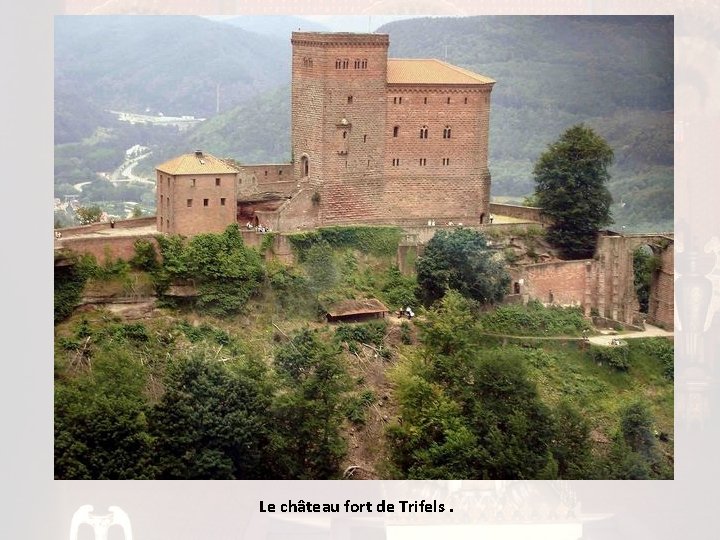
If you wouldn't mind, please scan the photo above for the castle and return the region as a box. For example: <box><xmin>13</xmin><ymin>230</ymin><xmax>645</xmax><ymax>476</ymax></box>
<box><xmin>156</xmin><ymin>31</ymin><xmax>495</xmax><ymax>236</ymax></box>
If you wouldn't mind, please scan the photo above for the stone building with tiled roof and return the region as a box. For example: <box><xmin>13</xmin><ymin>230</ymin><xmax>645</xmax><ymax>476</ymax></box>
<box><xmin>158</xmin><ymin>32</ymin><xmax>495</xmax><ymax>235</ymax></box>
<box><xmin>156</xmin><ymin>150</ymin><xmax>238</xmax><ymax>235</ymax></box>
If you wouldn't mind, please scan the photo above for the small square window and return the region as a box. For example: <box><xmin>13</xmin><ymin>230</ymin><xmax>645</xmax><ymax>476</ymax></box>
<box><xmin>221</xmin><ymin>198</ymin><xmax>226</xmax><ymax>206</ymax></box>
<box><xmin>278</xmin><ymin>170</ymin><xmax>283</xmax><ymax>175</ymax></box>
<box><xmin>215</xmin><ymin>178</ymin><xmax>220</xmax><ymax>186</ymax></box>
<box><xmin>203</xmin><ymin>199</ymin><xmax>209</xmax><ymax>207</ymax></box>
<box><xmin>187</xmin><ymin>199</ymin><xmax>192</xmax><ymax>207</ymax></box>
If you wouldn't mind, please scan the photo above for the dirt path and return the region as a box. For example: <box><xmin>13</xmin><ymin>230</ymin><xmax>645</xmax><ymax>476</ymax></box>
<box><xmin>587</xmin><ymin>323</ymin><xmax>673</xmax><ymax>346</ymax></box>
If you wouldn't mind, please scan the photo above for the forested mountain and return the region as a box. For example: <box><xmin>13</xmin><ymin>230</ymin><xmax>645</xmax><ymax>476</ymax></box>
<box><xmin>378</xmin><ymin>16</ymin><xmax>673</xmax><ymax>231</ymax></box>
<box><xmin>55</xmin><ymin>15</ymin><xmax>290</xmax><ymax>139</ymax></box>
<box><xmin>218</xmin><ymin>15</ymin><xmax>330</xmax><ymax>38</ymax></box>
<box><xmin>55</xmin><ymin>15</ymin><xmax>673</xmax><ymax>231</ymax></box>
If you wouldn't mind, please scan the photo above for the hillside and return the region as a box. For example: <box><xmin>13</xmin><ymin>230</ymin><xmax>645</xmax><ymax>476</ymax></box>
<box><xmin>54</xmin><ymin>225</ymin><xmax>674</xmax><ymax>480</ymax></box>
<box><xmin>54</xmin><ymin>15</ymin><xmax>290</xmax><ymax>140</ymax></box>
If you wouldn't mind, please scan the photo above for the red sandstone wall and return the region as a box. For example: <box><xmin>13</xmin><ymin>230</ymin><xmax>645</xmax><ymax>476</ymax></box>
<box><xmin>158</xmin><ymin>171</ymin><xmax>237</xmax><ymax>236</ymax></box>
<box><xmin>237</xmin><ymin>165</ymin><xmax>296</xmax><ymax>198</ymax></box>
<box><xmin>521</xmin><ymin>260</ymin><xmax>590</xmax><ymax>307</ymax></box>
<box><xmin>59</xmin><ymin>234</ymin><xmax>159</xmax><ymax>264</ymax></box>
<box><xmin>489</xmin><ymin>203</ymin><xmax>548</xmax><ymax>224</ymax></box>
<box><xmin>291</xmin><ymin>33</ymin><xmax>389</xmax><ymax>226</ymax></box>
<box><xmin>58</xmin><ymin>217</ymin><xmax>156</xmax><ymax>237</ymax></box>
<box><xmin>651</xmin><ymin>245</ymin><xmax>674</xmax><ymax>329</ymax></box>
<box><xmin>383</xmin><ymin>86</ymin><xmax>492</xmax><ymax>224</ymax></box>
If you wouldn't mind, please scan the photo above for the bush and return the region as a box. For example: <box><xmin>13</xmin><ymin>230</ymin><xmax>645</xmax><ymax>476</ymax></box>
<box><xmin>640</xmin><ymin>338</ymin><xmax>674</xmax><ymax>380</ymax></box>
<box><xmin>288</xmin><ymin>226</ymin><xmax>402</xmax><ymax>261</ymax></box>
<box><xmin>381</xmin><ymin>267</ymin><xmax>417</xmax><ymax>309</ymax></box>
<box><xmin>131</xmin><ymin>239</ymin><xmax>158</xmax><ymax>271</ymax></box>
<box><xmin>589</xmin><ymin>344</ymin><xmax>630</xmax><ymax>371</ymax></box>
<box><xmin>335</xmin><ymin>320</ymin><xmax>388</xmax><ymax>348</ymax></box>
<box><xmin>54</xmin><ymin>257</ymin><xmax>89</xmax><ymax>323</ymax></box>
<box><xmin>344</xmin><ymin>390</ymin><xmax>376</xmax><ymax>425</ymax></box>
<box><xmin>154</xmin><ymin>225</ymin><xmax>265</xmax><ymax>316</ymax></box>
<box><xmin>479</xmin><ymin>301</ymin><xmax>590</xmax><ymax>336</ymax></box>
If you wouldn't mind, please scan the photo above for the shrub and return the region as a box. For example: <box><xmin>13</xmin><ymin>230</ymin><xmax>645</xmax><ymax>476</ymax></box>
<box><xmin>131</xmin><ymin>239</ymin><xmax>158</xmax><ymax>271</ymax></box>
<box><xmin>640</xmin><ymin>338</ymin><xmax>674</xmax><ymax>380</ymax></box>
<box><xmin>154</xmin><ymin>225</ymin><xmax>265</xmax><ymax>316</ymax></box>
<box><xmin>381</xmin><ymin>267</ymin><xmax>417</xmax><ymax>309</ymax></box>
<box><xmin>589</xmin><ymin>344</ymin><xmax>630</xmax><ymax>371</ymax></box>
<box><xmin>288</xmin><ymin>226</ymin><xmax>402</xmax><ymax>261</ymax></box>
<box><xmin>335</xmin><ymin>320</ymin><xmax>388</xmax><ymax>348</ymax></box>
<box><xmin>344</xmin><ymin>390</ymin><xmax>376</xmax><ymax>425</ymax></box>
<box><xmin>479</xmin><ymin>301</ymin><xmax>590</xmax><ymax>336</ymax></box>
<box><xmin>54</xmin><ymin>257</ymin><xmax>89</xmax><ymax>323</ymax></box>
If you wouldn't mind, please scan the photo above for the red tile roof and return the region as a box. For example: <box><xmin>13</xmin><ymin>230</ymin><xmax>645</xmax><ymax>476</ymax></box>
<box><xmin>156</xmin><ymin>152</ymin><xmax>239</xmax><ymax>175</ymax></box>
<box><xmin>387</xmin><ymin>59</ymin><xmax>495</xmax><ymax>85</ymax></box>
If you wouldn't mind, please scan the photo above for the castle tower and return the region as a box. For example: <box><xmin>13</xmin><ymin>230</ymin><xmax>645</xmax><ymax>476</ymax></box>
<box><xmin>155</xmin><ymin>151</ymin><xmax>238</xmax><ymax>236</ymax></box>
<box><xmin>291</xmin><ymin>32</ymin><xmax>389</xmax><ymax>225</ymax></box>
<box><xmin>383</xmin><ymin>59</ymin><xmax>495</xmax><ymax>225</ymax></box>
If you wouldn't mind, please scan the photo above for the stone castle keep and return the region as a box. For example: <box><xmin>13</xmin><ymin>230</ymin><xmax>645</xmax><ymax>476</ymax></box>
<box><xmin>156</xmin><ymin>31</ymin><xmax>495</xmax><ymax>236</ymax></box>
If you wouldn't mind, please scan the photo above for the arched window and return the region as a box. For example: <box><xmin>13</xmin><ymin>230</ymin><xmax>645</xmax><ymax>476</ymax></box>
<box><xmin>335</xmin><ymin>59</ymin><xmax>342</xmax><ymax>69</ymax></box>
<box><xmin>420</xmin><ymin>125</ymin><xmax>428</xmax><ymax>139</ymax></box>
<box><xmin>301</xmin><ymin>156</ymin><xmax>309</xmax><ymax>177</ymax></box>
<box><xmin>393</xmin><ymin>126</ymin><xmax>399</xmax><ymax>137</ymax></box>
<box><xmin>362</xmin><ymin>59</ymin><xmax>368</xmax><ymax>69</ymax></box>
<box><xmin>443</xmin><ymin>126</ymin><xmax>452</xmax><ymax>139</ymax></box>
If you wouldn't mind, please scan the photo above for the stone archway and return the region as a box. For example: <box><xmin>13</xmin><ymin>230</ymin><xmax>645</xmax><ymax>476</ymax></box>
<box><xmin>590</xmin><ymin>233</ymin><xmax>674</xmax><ymax>329</ymax></box>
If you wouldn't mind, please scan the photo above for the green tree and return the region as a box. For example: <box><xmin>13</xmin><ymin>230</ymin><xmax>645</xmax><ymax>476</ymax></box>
<box><xmin>600</xmin><ymin>399</ymin><xmax>668</xmax><ymax>479</ymax></box>
<box><xmin>632</xmin><ymin>246</ymin><xmax>654</xmax><ymax>313</ymax></box>
<box><xmin>416</xmin><ymin>228</ymin><xmax>510</xmax><ymax>306</ymax></box>
<box><xmin>54</xmin><ymin>350</ymin><xmax>154</xmax><ymax>479</ymax></box>
<box><xmin>154</xmin><ymin>224</ymin><xmax>265</xmax><ymax>316</ymax></box>
<box><xmin>150</xmin><ymin>354</ymin><xmax>274</xmax><ymax>479</ymax></box>
<box><xmin>533</xmin><ymin>124</ymin><xmax>614</xmax><ymax>259</ymax></box>
<box><xmin>389</xmin><ymin>296</ymin><xmax>556</xmax><ymax>479</ymax></box>
<box><xmin>550</xmin><ymin>401</ymin><xmax>593</xmax><ymax>478</ymax></box>
<box><xmin>76</xmin><ymin>205</ymin><xmax>104</xmax><ymax>225</ymax></box>
<box><xmin>271</xmin><ymin>329</ymin><xmax>350</xmax><ymax>478</ymax></box>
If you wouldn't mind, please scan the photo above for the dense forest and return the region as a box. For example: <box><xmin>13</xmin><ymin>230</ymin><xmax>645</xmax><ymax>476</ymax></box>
<box><xmin>55</xmin><ymin>15</ymin><xmax>672</xmax><ymax>231</ymax></box>
<box><xmin>55</xmin><ymin>225</ymin><xmax>674</xmax><ymax>480</ymax></box>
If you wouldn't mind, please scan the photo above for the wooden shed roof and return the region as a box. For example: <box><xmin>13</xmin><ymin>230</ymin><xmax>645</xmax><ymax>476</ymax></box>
<box><xmin>326</xmin><ymin>298</ymin><xmax>389</xmax><ymax>318</ymax></box>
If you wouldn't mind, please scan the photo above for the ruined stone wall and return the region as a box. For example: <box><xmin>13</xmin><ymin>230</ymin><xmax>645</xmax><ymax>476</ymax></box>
<box><xmin>588</xmin><ymin>234</ymin><xmax>674</xmax><ymax>329</ymax></box>
<box><xmin>489</xmin><ymin>203</ymin><xmax>548</xmax><ymax>224</ymax></box>
<box><xmin>237</xmin><ymin>164</ymin><xmax>295</xmax><ymax>198</ymax></box>
<box><xmin>519</xmin><ymin>260</ymin><xmax>590</xmax><ymax>307</ymax></box>
<box><xmin>650</xmin><ymin>242</ymin><xmax>674</xmax><ymax>329</ymax></box>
